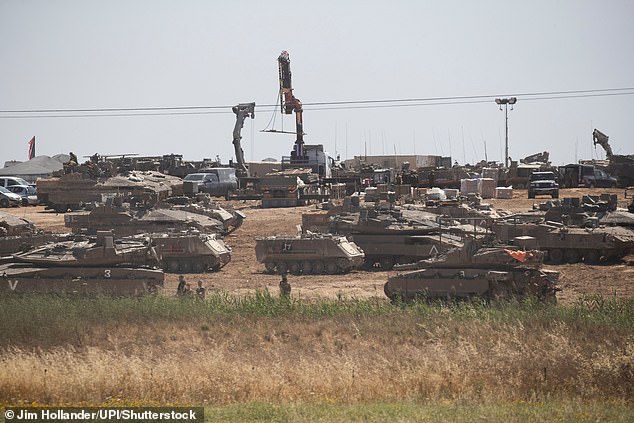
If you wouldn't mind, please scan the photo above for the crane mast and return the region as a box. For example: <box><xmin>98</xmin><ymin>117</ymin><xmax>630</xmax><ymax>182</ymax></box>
<box><xmin>278</xmin><ymin>50</ymin><xmax>307</xmax><ymax>163</ymax></box>
<box><xmin>232</xmin><ymin>102</ymin><xmax>255</xmax><ymax>179</ymax></box>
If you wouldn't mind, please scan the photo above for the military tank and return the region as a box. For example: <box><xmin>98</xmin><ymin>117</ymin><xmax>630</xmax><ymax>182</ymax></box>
<box><xmin>327</xmin><ymin>205</ymin><xmax>465</xmax><ymax>270</ymax></box>
<box><xmin>65</xmin><ymin>205</ymin><xmax>226</xmax><ymax>236</ymax></box>
<box><xmin>150</xmin><ymin>232</ymin><xmax>231</xmax><ymax>273</ymax></box>
<box><xmin>255</xmin><ymin>233</ymin><xmax>365</xmax><ymax>275</ymax></box>
<box><xmin>0</xmin><ymin>231</ymin><xmax>163</xmax><ymax>296</ymax></box>
<box><xmin>492</xmin><ymin>220</ymin><xmax>634</xmax><ymax>264</ymax></box>
<box><xmin>37</xmin><ymin>170</ymin><xmax>184</xmax><ymax>212</ymax></box>
<box><xmin>384</xmin><ymin>239</ymin><xmax>560</xmax><ymax>302</ymax></box>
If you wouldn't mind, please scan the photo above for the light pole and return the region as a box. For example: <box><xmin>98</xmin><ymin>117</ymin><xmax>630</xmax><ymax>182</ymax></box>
<box><xmin>495</xmin><ymin>97</ymin><xmax>517</xmax><ymax>168</ymax></box>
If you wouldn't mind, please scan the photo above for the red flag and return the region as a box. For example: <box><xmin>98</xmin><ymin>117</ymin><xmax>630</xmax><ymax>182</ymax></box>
<box><xmin>28</xmin><ymin>136</ymin><xmax>35</xmax><ymax>160</ymax></box>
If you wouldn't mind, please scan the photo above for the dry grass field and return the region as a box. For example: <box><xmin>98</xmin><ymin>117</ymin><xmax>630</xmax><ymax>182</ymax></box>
<box><xmin>1</xmin><ymin>187</ymin><xmax>633</xmax><ymax>421</ymax></box>
<box><xmin>0</xmin><ymin>295</ymin><xmax>632</xmax><ymax>418</ymax></box>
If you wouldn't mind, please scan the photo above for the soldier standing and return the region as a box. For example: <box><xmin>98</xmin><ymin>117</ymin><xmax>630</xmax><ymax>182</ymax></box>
<box><xmin>279</xmin><ymin>273</ymin><xmax>291</xmax><ymax>298</ymax></box>
<box><xmin>196</xmin><ymin>280</ymin><xmax>206</xmax><ymax>300</ymax></box>
<box><xmin>176</xmin><ymin>275</ymin><xmax>186</xmax><ymax>296</ymax></box>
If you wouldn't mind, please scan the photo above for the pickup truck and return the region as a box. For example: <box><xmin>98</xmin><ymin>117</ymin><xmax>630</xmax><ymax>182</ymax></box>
<box><xmin>528</xmin><ymin>171</ymin><xmax>559</xmax><ymax>199</ymax></box>
<box><xmin>183</xmin><ymin>168</ymin><xmax>238</xmax><ymax>197</ymax></box>
<box><xmin>583</xmin><ymin>169</ymin><xmax>618</xmax><ymax>188</ymax></box>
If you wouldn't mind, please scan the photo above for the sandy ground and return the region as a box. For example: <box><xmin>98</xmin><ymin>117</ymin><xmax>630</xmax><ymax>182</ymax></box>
<box><xmin>5</xmin><ymin>187</ymin><xmax>634</xmax><ymax>306</ymax></box>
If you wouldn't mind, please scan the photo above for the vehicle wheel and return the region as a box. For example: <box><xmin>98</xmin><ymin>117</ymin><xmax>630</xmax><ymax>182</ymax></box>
<box><xmin>551</xmin><ymin>191</ymin><xmax>559</xmax><ymax>199</ymax></box>
<box><xmin>363</xmin><ymin>257</ymin><xmax>377</xmax><ymax>270</ymax></box>
<box><xmin>325</xmin><ymin>261</ymin><xmax>338</xmax><ymax>274</ymax></box>
<box><xmin>264</xmin><ymin>261</ymin><xmax>276</xmax><ymax>273</ymax></box>
<box><xmin>548</xmin><ymin>249</ymin><xmax>564</xmax><ymax>264</ymax></box>
<box><xmin>564</xmin><ymin>249</ymin><xmax>580</xmax><ymax>263</ymax></box>
<box><xmin>0</xmin><ymin>198</ymin><xmax>8</xmax><ymax>208</ymax></box>
<box><xmin>528</xmin><ymin>192</ymin><xmax>535</xmax><ymax>199</ymax></box>
<box><xmin>584</xmin><ymin>250</ymin><xmax>600</xmax><ymax>264</ymax></box>
<box><xmin>193</xmin><ymin>261</ymin><xmax>206</xmax><ymax>273</ymax></box>
<box><xmin>289</xmin><ymin>262</ymin><xmax>302</xmax><ymax>275</ymax></box>
<box><xmin>276</xmin><ymin>262</ymin><xmax>288</xmax><ymax>275</ymax></box>
<box><xmin>302</xmin><ymin>261</ymin><xmax>313</xmax><ymax>275</ymax></box>
<box><xmin>180</xmin><ymin>261</ymin><xmax>192</xmax><ymax>273</ymax></box>
<box><xmin>379</xmin><ymin>256</ymin><xmax>394</xmax><ymax>270</ymax></box>
<box><xmin>167</xmin><ymin>260</ymin><xmax>180</xmax><ymax>272</ymax></box>
<box><xmin>22</xmin><ymin>199</ymin><xmax>29</xmax><ymax>207</ymax></box>
<box><xmin>312</xmin><ymin>261</ymin><xmax>324</xmax><ymax>274</ymax></box>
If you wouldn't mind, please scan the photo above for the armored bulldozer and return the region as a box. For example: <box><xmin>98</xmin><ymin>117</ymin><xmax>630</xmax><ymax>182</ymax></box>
<box><xmin>0</xmin><ymin>231</ymin><xmax>163</xmax><ymax>295</ymax></box>
<box><xmin>492</xmin><ymin>220</ymin><xmax>634</xmax><ymax>264</ymax></box>
<box><xmin>150</xmin><ymin>232</ymin><xmax>231</xmax><ymax>273</ymax></box>
<box><xmin>255</xmin><ymin>233</ymin><xmax>365</xmax><ymax>275</ymax></box>
<box><xmin>384</xmin><ymin>239</ymin><xmax>559</xmax><ymax>302</ymax></box>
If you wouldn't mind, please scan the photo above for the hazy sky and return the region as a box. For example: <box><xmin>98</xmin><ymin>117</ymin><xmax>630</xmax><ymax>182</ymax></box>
<box><xmin>1</xmin><ymin>1</ymin><xmax>633</xmax><ymax>167</ymax></box>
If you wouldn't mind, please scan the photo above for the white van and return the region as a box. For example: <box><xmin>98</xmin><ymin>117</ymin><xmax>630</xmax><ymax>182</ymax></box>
<box><xmin>0</xmin><ymin>176</ymin><xmax>31</xmax><ymax>188</ymax></box>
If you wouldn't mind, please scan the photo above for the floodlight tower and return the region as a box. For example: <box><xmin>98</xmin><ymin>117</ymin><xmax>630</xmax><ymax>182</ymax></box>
<box><xmin>495</xmin><ymin>97</ymin><xmax>517</xmax><ymax>168</ymax></box>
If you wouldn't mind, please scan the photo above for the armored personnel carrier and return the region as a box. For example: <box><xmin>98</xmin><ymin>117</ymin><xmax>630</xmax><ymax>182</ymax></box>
<box><xmin>492</xmin><ymin>220</ymin><xmax>634</xmax><ymax>264</ymax></box>
<box><xmin>384</xmin><ymin>239</ymin><xmax>559</xmax><ymax>302</ymax></box>
<box><xmin>0</xmin><ymin>231</ymin><xmax>163</xmax><ymax>295</ymax></box>
<box><xmin>255</xmin><ymin>233</ymin><xmax>364</xmax><ymax>275</ymax></box>
<box><xmin>151</xmin><ymin>232</ymin><xmax>231</xmax><ymax>273</ymax></box>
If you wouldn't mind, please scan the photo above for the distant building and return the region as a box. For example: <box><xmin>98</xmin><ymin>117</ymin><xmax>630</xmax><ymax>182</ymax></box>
<box><xmin>0</xmin><ymin>154</ymin><xmax>68</xmax><ymax>183</ymax></box>
<box><xmin>344</xmin><ymin>154</ymin><xmax>450</xmax><ymax>170</ymax></box>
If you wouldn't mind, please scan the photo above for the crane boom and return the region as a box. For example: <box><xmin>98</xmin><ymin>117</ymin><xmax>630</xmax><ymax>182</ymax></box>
<box><xmin>592</xmin><ymin>128</ymin><xmax>613</xmax><ymax>158</ymax></box>
<box><xmin>278</xmin><ymin>50</ymin><xmax>306</xmax><ymax>162</ymax></box>
<box><xmin>232</xmin><ymin>102</ymin><xmax>255</xmax><ymax>178</ymax></box>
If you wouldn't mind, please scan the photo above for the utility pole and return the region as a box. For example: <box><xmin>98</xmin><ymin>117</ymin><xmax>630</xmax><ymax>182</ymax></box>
<box><xmin>495</xmin><ymin>97</ymin><xmax>517</xmax><ymax>168</ymax></box>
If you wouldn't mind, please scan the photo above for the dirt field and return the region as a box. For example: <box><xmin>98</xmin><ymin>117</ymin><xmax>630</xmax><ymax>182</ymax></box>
<box><xmin>6</xmin><ymin>187</ymin><xmax>634</xmax><ymax>306</ymax></box>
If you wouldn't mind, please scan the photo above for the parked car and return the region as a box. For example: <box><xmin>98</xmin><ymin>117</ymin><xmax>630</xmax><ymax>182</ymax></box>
<box><xmin>7</xmin><ymin>184</ymin><xmax>38</xmax><ymax>206</ymax></box>
<box><xmin>583</xmin><ymin>169</ymin><xmax>618</xmax><ymax>188</ymax></box>
<box><xmin>0</xmin><ymin>176</ymin><xmax>31</xmax><ymax>188</ymax></box>
<box><xmin>528</xmin><ymin>171</ymin><xmax>559</xmax><ymax>199</ymax></box>
<box><xmin>0</xmin><ymin>186</ymin><xmax>23</xmax><ymax>207</ymax></box>
<box><xmin>183</xmin><ymin>168</ymin><xmax>238</xmax><ymax>197</ymax></box>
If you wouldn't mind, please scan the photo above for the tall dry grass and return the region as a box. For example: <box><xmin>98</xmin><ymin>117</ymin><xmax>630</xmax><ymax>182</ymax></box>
<box><xmin>0</xmin><ymin>293</ymin><xmax>632</xmax><ymax>405</ymax></box>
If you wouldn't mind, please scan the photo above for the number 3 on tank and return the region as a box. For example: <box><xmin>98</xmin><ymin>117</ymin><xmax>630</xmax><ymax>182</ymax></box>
<box><xmin>104</xmin><ymin>269</ymin><xmax>111</xmax><ymax>278</ymax></box>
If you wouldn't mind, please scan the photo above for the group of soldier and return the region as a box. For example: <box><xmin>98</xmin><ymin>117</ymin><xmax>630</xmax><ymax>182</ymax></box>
<box><xmin>176</xmin><ymin>275</ymin><xmax>206</xmax><ymax>299</ymax></box>
<box><xmin>175</xmin><ymin>274</ymin><xmax>292</xmax><ymax>300</ymax></box>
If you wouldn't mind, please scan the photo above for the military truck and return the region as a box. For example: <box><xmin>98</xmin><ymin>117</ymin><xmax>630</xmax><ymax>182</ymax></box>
<box><xmin>255</xmin><ymin>233</ymin><xmax>364</xmax><ymax>275</ymax></box>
